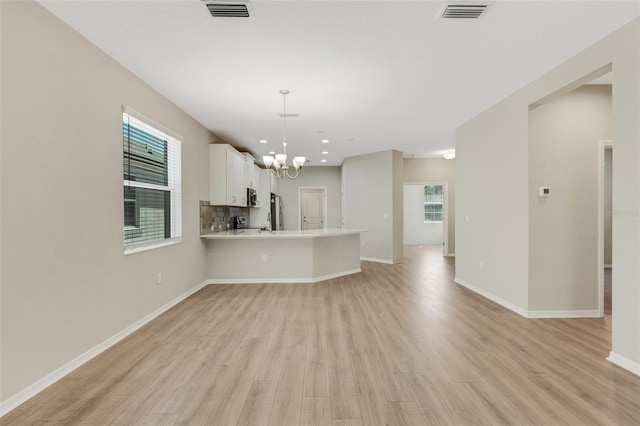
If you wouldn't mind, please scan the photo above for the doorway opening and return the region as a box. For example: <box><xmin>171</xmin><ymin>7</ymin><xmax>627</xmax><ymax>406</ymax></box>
<box><xmin>527</xmin><ymin>64</ymin><xmax>612</xmax><ymax>321</ymax></box>
<box><xmin>299</xmin><ymin>187</ymin><xmax>327</xmax><ymax>230</ymax></box>
<box><xmin>403</xmin><ymin>182</ymin><xmax>449</xmax><ymax>255</ymax></box>
<box><xmin>598</xmin><ymin>141</ymin><xmax>613</xmax><ymax>316</ymax></box>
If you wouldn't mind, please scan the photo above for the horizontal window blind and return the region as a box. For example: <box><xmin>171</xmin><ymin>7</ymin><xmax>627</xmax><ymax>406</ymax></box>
<box><xmin>123</xmin><ymin>109</ymin><xmax>181</xmax><ymax>250</ymax></box>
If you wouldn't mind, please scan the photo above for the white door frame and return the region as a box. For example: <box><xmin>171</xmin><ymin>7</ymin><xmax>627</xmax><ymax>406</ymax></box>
<box><xmin>403</xmin><ymin>181</ymin><xmax>449</xmax><ymax>255</ymax></box>
<box><xmin>597</xmin><ymin>140</ymin><xmax>613</xmax><ymax>317</ymax></box>
<box><xmin>298</xmin><ymin>187</ymin><xmax>328</xmax><ymax>230</ymax></box>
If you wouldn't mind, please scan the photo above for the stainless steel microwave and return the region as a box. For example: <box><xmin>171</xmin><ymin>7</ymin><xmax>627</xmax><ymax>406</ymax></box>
<box><xmin>247</xmin><ymin>188</ymin><xmax>257</xmax><ymax>206</ymax></box>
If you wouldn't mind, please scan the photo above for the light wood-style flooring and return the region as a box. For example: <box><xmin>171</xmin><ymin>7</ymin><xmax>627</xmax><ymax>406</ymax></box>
<box><xmin>3</xmin><ymin>246</ymin><xmax>639</xmax><ymax>425</ymax></box>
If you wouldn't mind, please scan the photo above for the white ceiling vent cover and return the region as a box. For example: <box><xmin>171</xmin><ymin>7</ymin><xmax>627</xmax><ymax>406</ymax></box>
<box><xmin>440</xmin><ymin>3</ymin><xmax>491</xmax><ymax>19</ymax></box>
<box><xmin>204</xmin><ymin>1</ymin><xmax>250</xmax><ymax>18</ymax></box>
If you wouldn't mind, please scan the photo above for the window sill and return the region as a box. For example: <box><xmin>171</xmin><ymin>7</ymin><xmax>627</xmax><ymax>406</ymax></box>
<box><xmin>124</xmin><ymin>237</ymin><xmax>181</xmax><ymax>256</ymax></box>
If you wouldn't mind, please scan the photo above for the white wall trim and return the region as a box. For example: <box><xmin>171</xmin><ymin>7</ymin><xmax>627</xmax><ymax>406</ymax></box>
<box><xmin>527</xmin><ymin>310</ymin><xmax>601</xmax><ymax>318</ymax></box>
<box><xmin>207</xmin><ymin>268</ymin><xmax>361</xmax><ymax>285</ymax></box>
<box><xmin>444</xmin><ymin>252</ymin><xmax>456</xmax><ymax>258</ymax></box>
<box><xmin>604</xmin><ymin>264</ymin><xmax>612</xmax><ymax>268</ymax></box>
<box><xmin>0</xmin><ymin>279</ymin><xmax>209</xmax><ymax>417</ymax></box>
<box><xmin>360</xmin><ymin>257</ymin><xmax>395</xmax><ymax>264</ymax></box>
<box><xmin>454</xmin><ymin>278</ymin><xmax>602</xmax><ymax>319</ymax></box>
<box><xmin>607</xmin><ymin>351</ymin><xmax>640</xmax><ymax>376</ymax></box>
<box><xmin>454</xmin><ymin>277</ymin><xmax>529</xmax><ymax>317</ymax></box>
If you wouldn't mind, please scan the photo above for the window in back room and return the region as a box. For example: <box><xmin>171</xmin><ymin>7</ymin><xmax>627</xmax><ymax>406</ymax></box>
<box><xmin>424</xmin><ymin>184</ymin><xmax>443</xmax><ymax>223</ymax></box>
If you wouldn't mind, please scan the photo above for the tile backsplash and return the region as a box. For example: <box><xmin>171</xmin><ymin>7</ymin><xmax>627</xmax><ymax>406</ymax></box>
<box><xmin>200</xmin><ymin>201</ymin><xmax>249</xmax><ymax>234</ymax></box>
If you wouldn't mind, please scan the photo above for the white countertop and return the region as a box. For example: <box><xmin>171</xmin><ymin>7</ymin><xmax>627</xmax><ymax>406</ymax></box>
<box><xmin>202</xmin><ymin>228</ymin><xmax>368</xmax><ymax>240</ymax></box>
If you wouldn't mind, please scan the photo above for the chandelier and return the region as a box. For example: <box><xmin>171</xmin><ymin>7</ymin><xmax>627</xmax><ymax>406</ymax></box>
<box><xmin>262</xmin><ymin>89</ymin><xmax>305</xmax><ymax>179</ymax></box>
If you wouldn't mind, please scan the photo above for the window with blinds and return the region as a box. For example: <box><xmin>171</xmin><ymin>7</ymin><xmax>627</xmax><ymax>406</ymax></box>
<box><xmin>123</xmin><ymin>107</ymin><xmax>182</xmax><ymax>253</ymax></box>
<box><xmin>424</xmin><ymin>184</ymin><xmax>444</xmax><ymax>223</ymax></box>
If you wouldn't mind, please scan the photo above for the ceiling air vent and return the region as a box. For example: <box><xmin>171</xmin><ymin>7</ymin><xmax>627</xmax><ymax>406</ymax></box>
<box><xmin>205</xmin><ymin>2</ymin><xmax>250</xmax><ymax>18</ymax></box>
<box><xmin>440</xmin><ymin>3</ymin><xmax>490</xmax><ymax>19</ymax></box>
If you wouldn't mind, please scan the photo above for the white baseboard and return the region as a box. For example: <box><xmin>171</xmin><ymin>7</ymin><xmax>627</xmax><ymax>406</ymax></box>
<box><xmin>604</xmin><ymin>264</ymin><xmax>612</xmax><ymax>269</ymax></box>
<box><xmin>444</xmin><ymin>252</ymin><xmax>455</xmax><ymax>258</ymax></box>
<box><xmin>454</xmin><ymin>277</ymin><xmax>528</xmax><ymax>317</ymax></box>
<box><xmin>207</xmin><ymin>268</ymin><xmax>361</xmax><ymax>285</ymax></box>
<box><xmin>0</xmin><ymin>279</ymin><xmax>209</xmax><ymax>417</ymax></box>
<box><xmin>607</xmin><ymin>351</ymin><xmax>640</xmax><ymax>376</ymax></box>
<box><xmin>361</xmin><ymin>257</ymin><xmax>394</xmax><ymax>264</ymax></box>
<box><xmin>527</xmin><ymin>310</ymin><xmax>600</xmax><ymax>318</ymax></box>
<box><xmin>454</xmin><ymin>277</ymin><xmax>602</xmax><ymax>319</ymax></box>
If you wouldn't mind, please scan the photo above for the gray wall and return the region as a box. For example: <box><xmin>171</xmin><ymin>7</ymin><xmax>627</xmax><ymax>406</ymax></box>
<box><xmin>277</xmin><ymin>166</ymin><xmax>342</xmax><ymax>230</ymax></box>
<box><xmin>456</xmin><ymin>18</ymin><xmax>640</xmax><ymax>367</ymax></box>
<box><xmin>529</xmin><ymin>85</ymin><xmax>612</xmax><ymax>311</ymax></box>
<box><xmin>403</xmin><ymin>158</ymin><xmax>455</xmax><ymax>254</ymax></box>
<box><xmin>456</xmin><ymin>101</ymin><xmax>530</xmax><ymax>310</ymax></box>
<box><xmin>1</xmin><ymin>1</ymin><xmax>214</xmax><ymax>402</ymax></box>
<box><xmin>343</xmin><ymin>150</ymin><xmax>404</xmax><ymax>263</ymax></box>
<box><xmin>392</xmin><ymin>150</ymin><xmax>404</xmax><ymax>262</ymax></box>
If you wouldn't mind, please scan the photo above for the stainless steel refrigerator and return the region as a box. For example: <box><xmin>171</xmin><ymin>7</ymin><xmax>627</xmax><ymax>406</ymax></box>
<box><xmin>270</xmin><ymin>194</ymin><xmax>283</xmax><ymax>230</ymax></box>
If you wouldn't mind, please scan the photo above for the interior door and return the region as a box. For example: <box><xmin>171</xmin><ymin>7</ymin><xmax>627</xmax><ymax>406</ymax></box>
<box><xmin>301</xmin><ymin>189</ymin><xmax>325</xmax><ymax>230</ymax></box>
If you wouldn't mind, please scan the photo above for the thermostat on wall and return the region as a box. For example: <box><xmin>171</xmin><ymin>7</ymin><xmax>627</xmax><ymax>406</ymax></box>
<box><xmin>538</xmin><ymin>186</ymin><xmax>551</xmax><ymax>197</ymax></box>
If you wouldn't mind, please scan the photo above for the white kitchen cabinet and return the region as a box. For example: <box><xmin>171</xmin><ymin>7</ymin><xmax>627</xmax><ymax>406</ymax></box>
<box><xmin>270</xmin><ymin>170</ymin><xmax>279</xmax><ymax>195</ymax></box>
<box><xmin>250</xmin><ymin>169</ymin><xmax>275</xmax><ymax>228</ymax></box>
<box><xmin>252</xmin><ymin>165</ymin><xmax>261</xmax><ymax>190</ymax></box>
<box><xmin>243</xmin><ymin>153</ymin><xmax>260</xmax><ymax>190</ymax></box>
<box><xmin>210</xmin><ymin>144</ymin><xmax>247</xmax><ymax>206</ymax></box>
<box><xmin>227</xmin><ymin>151</ymin><xmax>246</xmax><ymax>206</ymax></box>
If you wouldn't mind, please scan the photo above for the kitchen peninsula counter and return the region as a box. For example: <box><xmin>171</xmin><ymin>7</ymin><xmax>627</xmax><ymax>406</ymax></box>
<box><xmin>203</xmin><ymin>228</ymin><xmax>367</xmax><ymax>283</ymax></box>
<box><xmin>202</xmin><ymin>227</ymin><xmax>366</xmax><ymax>240</ymax></box>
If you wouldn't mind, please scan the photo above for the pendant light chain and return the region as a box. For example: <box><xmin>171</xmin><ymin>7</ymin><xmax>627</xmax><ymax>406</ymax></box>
<box><xmin>282</xmin><ymin>91</ymin><xmax>287</xmax><ymax>156</ymax></box>
<box><xmin>262</xmin><ymin>89</ymin><xmax>305</xmax><ymax>179</ymax></box>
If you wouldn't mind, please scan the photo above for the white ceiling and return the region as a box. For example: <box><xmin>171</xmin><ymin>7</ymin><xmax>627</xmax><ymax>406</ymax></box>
<box><xmin>38</xmin><ymin>0</ymin><xmax>639</xmax><ymax>165</ymax></box>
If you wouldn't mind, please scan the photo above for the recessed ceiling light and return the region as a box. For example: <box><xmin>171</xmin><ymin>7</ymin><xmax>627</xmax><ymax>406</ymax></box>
<box><xmin>259</xmin><ymin>139</ymin><xmax>267</xmax><ymax>144</ymax></box>
<box><xmin>322</xmin><ymin>151</ymin><xmax>328</xmax><ymax>155</ymax></box>
<box><xmin>321</xmin><ymin>139</ymin><xmax>329</xmax><ymax>144</ymax></box>
<box><xmin>269</xmin><ymin>151</ymin><xmax>276</xmax><ymax>155</ymax></box>
<box><xmin>321</xmin><ymin>159</ymin><xmax>327</xmax><ymax>163</ymax></box>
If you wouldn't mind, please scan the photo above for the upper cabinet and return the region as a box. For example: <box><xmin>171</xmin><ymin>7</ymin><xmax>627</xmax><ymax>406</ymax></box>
<box><xmin>243</xmin><ymin>153</ymin><xmax>260</xmax><ymax>190</ymax></box>
<box><xmin>270</xmin><ymin>170</ymin><xmax>278</xmax><ymax>195</ymax></box>
<box><xmin>210</xmin><ymin>144</ymin><xmax>247</xmax><ymax>206</ymax></box>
